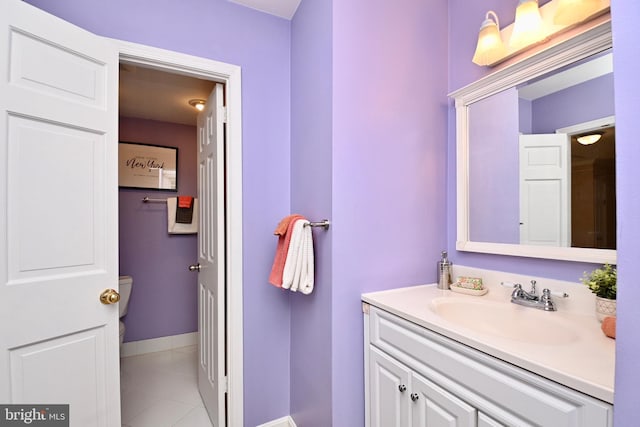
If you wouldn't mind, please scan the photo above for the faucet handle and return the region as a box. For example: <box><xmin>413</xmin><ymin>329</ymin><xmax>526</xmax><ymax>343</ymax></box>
<box><xmin>500</xmin><ymin>281</ymin><xmax>521</xmax><ymax>289</ymax></box>
<box><xmin>529</xmin><ymin>280</ymin><xmax>537</xmax><ymax>295</ymax></box>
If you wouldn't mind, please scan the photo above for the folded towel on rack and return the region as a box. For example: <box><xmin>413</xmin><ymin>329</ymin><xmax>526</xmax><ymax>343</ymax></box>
<box><xmin>176</xmin><ymin>196</ymin><xmax>194</xmax><ymax>224</ymax></box>
<box><xmin>269</xmin><ymin>214</ymin><xmax>303</xmax><ymax>287</ymax></box>
<box><xmin>282</xmin><ymin>218</ymin><xmax>314</xmax><ymax>295</ymax></box>
<box><xmin>167</xmin><ymin>197</ymin><xmax>199</xmax><ymax>234</ymax></box>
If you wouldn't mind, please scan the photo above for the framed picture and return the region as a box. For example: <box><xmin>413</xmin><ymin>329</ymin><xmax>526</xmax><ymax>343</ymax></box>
<box><xmin>118</xmin><ymin>142</ymin><xmax>178</xmax><ymax>191</ymax></box>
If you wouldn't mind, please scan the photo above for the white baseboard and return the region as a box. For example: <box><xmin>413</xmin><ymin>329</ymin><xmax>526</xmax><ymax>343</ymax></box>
<box><xmin>256</xmin><ymin>415</ymin><xmax>297</xmax><ymax>427</ymax></box>
<box><xmin>121</xmin><ymin>332</ymin><xmax>198</xmax><ymax>357</ymax></box>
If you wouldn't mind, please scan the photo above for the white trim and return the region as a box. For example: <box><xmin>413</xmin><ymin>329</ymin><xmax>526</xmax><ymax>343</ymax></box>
<box><xmin>112</xmin><ymin>39</ymin><xmax>244</xmax><ymax>427</ymax></box>
<box><xmin>256</xmin><ymin>416</ymin><xmax>298</xmax><ymax>427</ymax></box>
<box><xmin>120</xmin><ymin>332</ymin><xmax>198</xmax><ymax>357</ymax></box>
<box><xmin>556</xmin><ymin>115</ymin><xmax>615</xmax><ymax>135</ymax></box>
<box><xmin>450</xmin><ymin>21</ymin><xmax>616</xmax><ymax>265</ymax></box>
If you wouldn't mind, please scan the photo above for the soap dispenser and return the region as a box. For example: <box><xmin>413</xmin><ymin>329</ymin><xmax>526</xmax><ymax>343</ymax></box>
<box><xmin>437</xmin><ymin>251</ymin><xmax>452</xmax><ymax>290</ymax></box>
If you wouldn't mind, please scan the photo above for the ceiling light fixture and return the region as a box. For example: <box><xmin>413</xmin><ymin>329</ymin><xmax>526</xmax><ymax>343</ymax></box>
<box><xmin>188</xmin><ymin>99</ymin><xmax>206</xmax><ymax>111</ymax></box>
<box><xmin>510</xmin><ymin>0</ymin><xmax>545</xmax><ymax>49</ymax></box>
<box><xmin>472</xmin><ymin>11</ymin><xmax>507</xmax><ymax>66</ymax></box>
<box><xmin>554</xmin><ymin>0</ymin><xmax>603</xmax><ymax>25</ymax></box>
<box><xmin>577</xmin><ymin>133</ymin><xmax>603</xmax><ymax>145</ymax></box>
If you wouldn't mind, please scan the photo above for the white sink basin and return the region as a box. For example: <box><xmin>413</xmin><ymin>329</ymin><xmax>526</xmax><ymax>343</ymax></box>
<box><xmin>429</xmin><ymin>298</ymin><xmax>580</xmax><ymax>345</ymax></box>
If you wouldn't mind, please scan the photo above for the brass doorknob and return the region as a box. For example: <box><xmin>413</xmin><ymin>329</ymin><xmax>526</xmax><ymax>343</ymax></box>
<box><xmin>100</xmin><ymin>289</ymin><xmax>120</xmax><ymax>305</ymax></box>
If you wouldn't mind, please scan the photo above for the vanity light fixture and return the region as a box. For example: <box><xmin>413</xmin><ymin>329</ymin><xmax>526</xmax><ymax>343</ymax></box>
<box><xmin>554</xmin><ymin>0</ymin><xmax>603</xmax><ymax>25</ymax></box>
<box><xmin>577</xmin><ymin>133</ymin><xmax>603</xmax><ymax>145</ymax></box>
<box><xmin>188</xmin><ymin>99</ymin><xmax>206</xmax><ymax>111</ymax></box>
<box><xmin>510</xmin><ymin>0</ymin><xmax>545</xmax><ymax>49</ymax></box>
<box><xmin>472</xmin><ymin>11</ymin><xmax>507</xmax><ymax>66</ymax></box>
<box><xmin>472</xmin><ymin>0</ymin><xmax>610</xmax><ymax>67</ymax></box>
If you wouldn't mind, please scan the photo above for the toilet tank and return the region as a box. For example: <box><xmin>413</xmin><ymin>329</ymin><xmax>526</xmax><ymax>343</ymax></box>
<box><xmin>118</xmin><ymin>275</ymin><xmax>133</xmax><ymax>317</ymax></box>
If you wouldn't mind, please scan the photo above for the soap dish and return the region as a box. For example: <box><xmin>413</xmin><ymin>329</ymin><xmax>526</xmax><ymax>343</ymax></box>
<box><xmin>449</xmin><ymin>284</ymin><xmax>488</xmax><ymax>296</ymax></box>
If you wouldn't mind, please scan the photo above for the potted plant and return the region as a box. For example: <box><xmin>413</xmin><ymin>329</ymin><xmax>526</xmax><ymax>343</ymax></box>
<box><xmin>581</xmin><ymin>264</ymin><xmax>617</xmax><ymax>322</ymax></box>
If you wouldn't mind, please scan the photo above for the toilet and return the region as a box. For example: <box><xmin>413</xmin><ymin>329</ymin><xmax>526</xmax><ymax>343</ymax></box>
<box><xmin>118</xmin><ymin>275</ymin><xmax>133</xmax><ymax>348</ymax></box>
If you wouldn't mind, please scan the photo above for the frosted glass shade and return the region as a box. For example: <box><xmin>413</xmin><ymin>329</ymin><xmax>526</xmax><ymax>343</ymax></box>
<box><xmin>554</xmin><ymin>0</ymin><xmax>603</xmax><ymax>25</ymax></box>
<box><xmin>510</xmin><ymin>0</ymin><xmax>545</xmax><ymax>49</ymax></box>
<box><xmin>577</xmin><ymin>133</ymin><xmax>602</xmax><ymax>145</ymax></box>
<box><xmin>472</xmin><ymin>11</ymin><xmax>507</xmax><ymax>66</ymax></box>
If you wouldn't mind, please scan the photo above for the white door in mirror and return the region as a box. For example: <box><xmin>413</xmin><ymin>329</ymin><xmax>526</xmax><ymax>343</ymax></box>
<box><xmin>519</xmin><ymin>133</ymin><xmax>570</xmax><ymax>246</ymax></box>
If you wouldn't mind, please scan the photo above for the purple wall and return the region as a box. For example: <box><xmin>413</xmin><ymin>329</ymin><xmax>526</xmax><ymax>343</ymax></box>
<box><xmin>611</xmin><ymin>1</ymin><xmax>640</xmax><ymax>424</ymax></box>
<box><xmin>289</xmin><ymin>0</ymin><xmax>333</xmax><ymax>426</ymax></box>
<box><xmin>531</xmin><ymin>73</ymin><xmax>615</xmax><ymax>133</ymax></box>
<box><xmin>469</xmin><ymin>88</ymin><xmax>520</xmax><ymax>244</ymax></box>
<box><xmin>118</xmin><ymin>117</ymin><xmax>198</xmax><ymax>342</ymax></box>
<box><xmin>23</xmin><ymin>1</ymin><xmax>293</xmax><ymax>424</ymax></box>
<box><xmin>332</xmin><ymin>0</ymin><xmax>448</xmax><ymax>425</ymax></box>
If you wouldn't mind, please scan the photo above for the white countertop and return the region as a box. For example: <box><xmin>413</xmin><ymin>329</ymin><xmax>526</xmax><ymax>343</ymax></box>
<box><xmin>362</xmin><ymin>283</ymin><xmax>615</xmax><ymax>404</ymax></box>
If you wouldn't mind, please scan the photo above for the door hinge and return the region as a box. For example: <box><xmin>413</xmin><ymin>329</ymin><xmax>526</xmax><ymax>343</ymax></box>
<box><xmin>218</xmin><ymin>106</ymin><xmax>228</xmax><ymax>123</ymax></box>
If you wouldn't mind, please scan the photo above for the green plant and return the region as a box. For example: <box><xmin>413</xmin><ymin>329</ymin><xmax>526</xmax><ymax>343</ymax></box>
<box><xmin>581</xmin><ymin>264</ymin><xmax>617</xmax><ymax>300</ymax></box>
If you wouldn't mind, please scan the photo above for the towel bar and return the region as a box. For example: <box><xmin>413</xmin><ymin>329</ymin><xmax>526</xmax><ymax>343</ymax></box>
<box><xmin>142</xmin><ymin>196</ymin><xmax>167</xmax><ymax>203</ymax></box>
<box><xmin>304</xmin><ymin>219</ymin><xmax>330</xmax><ymax>230</ymax></box>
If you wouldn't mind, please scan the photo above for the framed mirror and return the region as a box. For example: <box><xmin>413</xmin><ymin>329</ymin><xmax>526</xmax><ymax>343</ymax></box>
<box><xmin>450</xmin><ymin>21</ymin><xmax>615</xmax><ymax>264</ymax></box>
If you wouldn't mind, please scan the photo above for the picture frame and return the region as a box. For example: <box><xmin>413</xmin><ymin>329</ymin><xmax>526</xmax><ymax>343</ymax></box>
<box><xmin>118</xmin><ymin>142</ymin><xmax>178</xmax><ymax>191</ymax></box>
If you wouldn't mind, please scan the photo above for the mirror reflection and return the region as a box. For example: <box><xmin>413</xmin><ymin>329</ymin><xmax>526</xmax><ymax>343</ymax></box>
<box><xmin>467</xmin><ymin>50</ymin><xmax>615</xmax><ymax>250</ymax></box>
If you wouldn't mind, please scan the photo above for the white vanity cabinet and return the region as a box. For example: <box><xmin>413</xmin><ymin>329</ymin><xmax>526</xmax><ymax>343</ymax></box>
<box><xmin>364</xmin><ymin>304</ymin><xmax>613</xmax><ymax>427</ymax></box>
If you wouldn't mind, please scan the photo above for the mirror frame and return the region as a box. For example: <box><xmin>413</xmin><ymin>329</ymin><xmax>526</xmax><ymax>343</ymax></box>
<box><xmin>450</xmin><ymin>20</ymin><xmax>615</xmax><ymax>264</ymax></box>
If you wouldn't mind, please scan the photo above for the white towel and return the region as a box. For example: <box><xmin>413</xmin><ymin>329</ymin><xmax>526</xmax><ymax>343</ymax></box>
<box><xmin>281</xmin><ymin>219</ymin><xmax>315</xmax><ymax>294</ymax></box>
<box><xmin>167</xmin><ymin>197</ymin><xmax>199</xmax><ymax>234</ymax></box>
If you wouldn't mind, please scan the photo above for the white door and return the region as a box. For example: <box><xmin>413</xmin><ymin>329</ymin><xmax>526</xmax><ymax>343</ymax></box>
<box><xmin>197</xmin><ymin>83</ymin><xmax>226</xmax><ymax>426</ymax></box>
<box><xmin>0</xmin><ymin>1</ymin><xmax>119</xmax><ymax>426</ymax></box>
<box><xmin>519</xmin><ymin>134</ymin><xmax>570</xmax><ymax>246</ymax></box>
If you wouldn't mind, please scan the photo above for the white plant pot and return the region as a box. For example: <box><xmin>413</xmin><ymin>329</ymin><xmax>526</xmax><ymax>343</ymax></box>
<box><xmin>595</xmin><ymin>296</ymin><xmax>616</xmax><ymax>323</ymax></box>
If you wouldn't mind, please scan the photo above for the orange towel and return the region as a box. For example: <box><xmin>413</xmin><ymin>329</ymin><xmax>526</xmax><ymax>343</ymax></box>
<box><xmin>269</xmin><ymin>214</ymin><xmax>304</xmax><ymax>287</ymax></box>
<box><xmin>601</xmin><ymin>316</ymin><xmax>616</xmax><ymax>339</ymax></box>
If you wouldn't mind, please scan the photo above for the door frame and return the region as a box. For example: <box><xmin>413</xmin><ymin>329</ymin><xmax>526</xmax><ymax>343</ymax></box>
<box><xmin>114</xmin><ymin>39</ymin><xmax>244</xmax><ymax>426</ymax></box>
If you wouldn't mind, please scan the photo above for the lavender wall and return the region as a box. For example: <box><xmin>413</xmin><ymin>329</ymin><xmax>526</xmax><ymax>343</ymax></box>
<box><xmin>118</xmin><ymin>117</ymin><xmax>198</xmax><ymax>342</ymax></box>
<box><xmin>332</xmin><ymin>1</ymin><xmax>448</xmax><ymax>425</ymax></box>
<box><xmin>289</xmin><ymin>0</ymin><xmax>333</xmax><ymax>426</ymax></box>
<box><xmin>447</xmin><ymin>0</ymin><xmax>600</xmax><ymax>282</ymax></box>
<box><xmin>24</xmin><ymin>1</ymin><xmax>292</xmax><ymax>424</ymax></box>
<box><xmin>531</xmin><ymin>73</ymin><xmax>615</xmax><ymax>133</ymax></box>
<box><xmin>610</xmin><ymin>1</ymin><xmax>640</xmax><ymax>423</ymax></box>
<box><xmin>469</xmin><ymin>88</ymin><xmax>520</xmax><ymax>244</ymax></box>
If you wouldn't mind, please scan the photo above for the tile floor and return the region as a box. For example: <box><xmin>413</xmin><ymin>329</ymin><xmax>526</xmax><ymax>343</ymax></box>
<box><xmin>120</xmin><ymin>345</ymin><xmax>213</xmax><ymax>427</ymax></box>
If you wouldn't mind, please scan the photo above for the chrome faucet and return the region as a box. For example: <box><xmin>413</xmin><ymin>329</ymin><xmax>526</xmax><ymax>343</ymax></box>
<box><xmin>508</xmin><ymin>280</ymin><xmax>567</xmax><ymax>312</ymax></box>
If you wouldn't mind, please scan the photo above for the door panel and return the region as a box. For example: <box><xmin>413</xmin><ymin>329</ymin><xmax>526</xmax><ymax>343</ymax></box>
<box><xmin>0</xmin><ymin>1</ymin><xmax>119</xmax><ymax>426</ymax></box>
<box><xmin>9</xmin><ymin>30</ymin><xmax>106</xmax><ymax>106</ymax></box>
<box><xmin>10</xmin><ymin>328</ymin><xmax>106</xmax><ymax>425</ymax></box>
<box><xmin>197</xmin><ymin>83</ymin><xmax>226</xmax><ymax>426</ymax></box>
<box><xmin>8</xmin><ymin>116</ymin><xmax>103</xmax><ymax>276</ymax></box>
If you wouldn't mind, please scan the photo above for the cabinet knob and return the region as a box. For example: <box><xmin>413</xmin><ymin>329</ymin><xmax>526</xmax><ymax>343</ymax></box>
<box><xmin>398</xmin><ymin>384</ymin><xmax>407</xmax><ymax>392</ymax></box>
<box><xmin>410</xmin><ymin>393</ymin><xmax>419</xmax><ymax>402</ymax></box>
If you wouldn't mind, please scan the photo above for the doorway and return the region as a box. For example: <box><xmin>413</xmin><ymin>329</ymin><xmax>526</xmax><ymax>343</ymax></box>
<box><xmin>116</xmin><ymin>41</ymin><xmax>245</xmax><ymax>427</ymax></box>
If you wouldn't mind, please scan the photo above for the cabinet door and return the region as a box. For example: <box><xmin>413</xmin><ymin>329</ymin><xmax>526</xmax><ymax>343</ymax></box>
<box><xmin>369</xmin><ymin>347</ymin><xmax>410</xmax><ymax>427</ymax></box>
<box><xmin>411</xmin><ymin>371</ymin><xmax>476</xmax><ymax>427</ymax></box>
